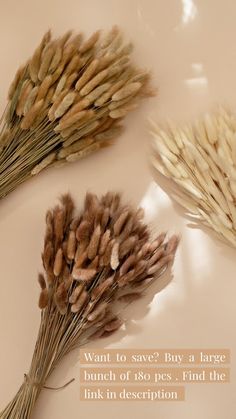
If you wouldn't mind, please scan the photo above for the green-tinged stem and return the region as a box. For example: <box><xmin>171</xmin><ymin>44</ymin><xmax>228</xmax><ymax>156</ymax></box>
<box><xmin>0</xmin><ymin>119</ymin><xmax>61</xmax><ymax>200</ymax></box>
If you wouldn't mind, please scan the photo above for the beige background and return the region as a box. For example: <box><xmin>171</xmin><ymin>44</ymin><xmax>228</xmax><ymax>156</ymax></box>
<box><xmin>0</xmin><ymin>0</ymin><xmax>235</xmax><ymax>418</ymax></box>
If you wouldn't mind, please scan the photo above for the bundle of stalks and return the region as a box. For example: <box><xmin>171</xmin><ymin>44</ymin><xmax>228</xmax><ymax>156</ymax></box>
<box><xmin>0</xmin><ymin>191</ymin><xmax>178</xmax><ymax>418</ymax></box>
<box><xmin>0</xmin><ymin>27</ymin><xmax>152</xmax><ymax>199</ymax></box>
<box><xmin>150</xmin><ymin>107</ymin><xmax>236</xmax><ymax>247</ymax></box>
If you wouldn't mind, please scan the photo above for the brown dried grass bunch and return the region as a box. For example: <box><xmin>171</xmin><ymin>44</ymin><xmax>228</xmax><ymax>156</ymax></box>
<box><xmin>0</xmin><ymin>27</ymin><xmax>152</xmax><ymax>199</ymax></box>
<box><xmin>150</xmin><ymin>107</ymin><xmax>236</xmax><ymax>247</ymax></box>
<box><xmin>0</xmin><ymin>191</ymin><xmax>178</xmax><ymax>419</ymax></box>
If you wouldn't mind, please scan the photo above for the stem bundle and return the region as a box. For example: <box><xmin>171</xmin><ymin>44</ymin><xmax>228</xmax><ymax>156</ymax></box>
<box><xmin>0</xmin><ymin>191</ymin><xmax>178</xmax><ymax>418</ymax></box>
<box><xmin>0</xmin><ymin>27</ymin><xmax>153</xmax><ymax>199</ymax></box>
<box><xmin>150</xmin><ymin>108</ymin><xmax>236</xmax><ymax>247</ymax></box>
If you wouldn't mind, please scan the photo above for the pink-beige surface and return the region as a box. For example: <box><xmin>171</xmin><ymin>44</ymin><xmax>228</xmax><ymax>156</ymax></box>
<box><xmin>0</xmin><ymin>1</ymin><xmax>235</xmax><ymax>418</ymax></box>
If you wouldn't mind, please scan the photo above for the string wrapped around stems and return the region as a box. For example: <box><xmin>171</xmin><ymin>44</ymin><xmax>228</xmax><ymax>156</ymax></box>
<box><xmin>0</xmin><ymin>191</ymin><xmax>178</xmax><ymax>418</ymax></box>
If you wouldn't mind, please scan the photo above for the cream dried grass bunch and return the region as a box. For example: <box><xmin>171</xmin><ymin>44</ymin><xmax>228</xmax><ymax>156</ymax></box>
<box><xmin>0</xmin><ymin>27</ymin><xmax>152</xmax><ymax>199</ymax></box>
<box><xmin>150</xmin><ymin>107</ymin><xmax>236</xmax><ymax>247</ymax></box>
<box><xmin>0</xmin><ymin>191</ymin><xmax>178</xmax><ymax>419</ymax></box>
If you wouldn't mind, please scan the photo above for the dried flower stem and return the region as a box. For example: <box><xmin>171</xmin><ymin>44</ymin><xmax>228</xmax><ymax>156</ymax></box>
<box><xmin>0</xmin><ymin>192</ymin><xmax>178</xmax><ymax>418</ymax></box>
<box><xmin>0</xmin><ymin>28</ymin><xmax>153</xmax><ymax>199</ymax></box>
<box><xmin>150</xmin><ymin>107</ymin><xmax>236</xmax><ymax>247</ymax></box>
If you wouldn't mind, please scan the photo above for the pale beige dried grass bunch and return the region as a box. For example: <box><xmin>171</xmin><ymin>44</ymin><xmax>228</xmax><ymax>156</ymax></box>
<box><xmin>0</xmin><ymin>27</ymin><xmax>152</xmax><ymax>199</ymax></box>
<box><xmin>0</xmin><ymin>191</ymin><xmax>178</xmax><ymax>419</ymax></box>
<box><xmin>150</xmin><ymin>107</ymin><xmax>236</xmax><ymax>247</ymax></box>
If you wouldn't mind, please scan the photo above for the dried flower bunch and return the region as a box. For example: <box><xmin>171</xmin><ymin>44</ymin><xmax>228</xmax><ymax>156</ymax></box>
<box><xmin>150</xmin><ymin>107</ymin><xmax>236</xmax><ymax>247</ymax></box>
<box><xmin>0</xmin><ymin>192</ymin><xmax>178</xmax><ymax>418</ymax></box>
<box><xmin>0</xmin><ymin>27</ymin><xmax>152</xmax><ymax>199</ymax></box>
